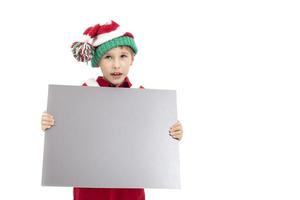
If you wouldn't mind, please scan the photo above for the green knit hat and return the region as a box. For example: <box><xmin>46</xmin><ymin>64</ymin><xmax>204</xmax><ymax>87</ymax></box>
<box><xmin>71</xmin><ymin>20</ymin><xmax>138</xmax><ymax>67</ymax></box>
<box><xmin>91</xmin><ymin>36</ymin><xmax>138</xmax><ymax>67</ymax></box>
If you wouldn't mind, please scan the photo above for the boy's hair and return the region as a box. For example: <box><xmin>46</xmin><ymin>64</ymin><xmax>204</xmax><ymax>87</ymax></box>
<box><xmin>71</xmin><ymin>20</ymin><xmax>138</xmax><ymax>67</ymax></box>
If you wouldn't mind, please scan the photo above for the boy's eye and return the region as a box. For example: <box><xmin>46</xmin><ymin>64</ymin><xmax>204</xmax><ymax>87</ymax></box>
<box><xmin>121</xmin><ymin>54</ymin><xmax>128</xmax><ymax>58</ymax></box>
<box><xmin>104</xmin><ymin>55</ymin><xmax>112</xmax><ymax>59</ymax></box>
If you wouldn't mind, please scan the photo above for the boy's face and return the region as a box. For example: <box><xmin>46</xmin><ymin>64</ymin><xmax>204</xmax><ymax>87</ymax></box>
<box><xmin>98</xmin><ymin>46</ymin><xmax>134</xmax><ymax>86</ymax></box>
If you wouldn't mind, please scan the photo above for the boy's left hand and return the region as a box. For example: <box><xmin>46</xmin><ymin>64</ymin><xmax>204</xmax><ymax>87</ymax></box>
<box><xmin>169</xmin><ymin>120</ymin><xmax>183</xmax><ymax>141</ymax></box>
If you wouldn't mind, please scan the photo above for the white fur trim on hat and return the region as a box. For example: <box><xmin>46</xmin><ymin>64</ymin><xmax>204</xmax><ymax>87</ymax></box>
<box><xmin>90</xmin><ymin>27</ymin><xmax>126</xmax><ymax>47</ymax></box>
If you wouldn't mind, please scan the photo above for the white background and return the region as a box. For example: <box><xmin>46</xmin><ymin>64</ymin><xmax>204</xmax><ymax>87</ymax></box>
<box><xmin>0</xmin><ymin>0</ymin><xmax>299</xmax><ymax>199</ymax></box>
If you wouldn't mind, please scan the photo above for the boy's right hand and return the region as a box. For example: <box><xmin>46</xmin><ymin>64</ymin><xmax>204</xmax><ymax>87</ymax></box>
<box><xmin>41</xmin><ymin>111</ymin><xmax>55</xmax><ymax>132</ymax></box>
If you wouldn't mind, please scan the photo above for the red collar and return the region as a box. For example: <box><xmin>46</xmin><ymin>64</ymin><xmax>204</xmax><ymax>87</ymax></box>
<box><xmin>96</xmin><ymin>76</ymin><xmax>132</xmax><ymax>88</ymax></box>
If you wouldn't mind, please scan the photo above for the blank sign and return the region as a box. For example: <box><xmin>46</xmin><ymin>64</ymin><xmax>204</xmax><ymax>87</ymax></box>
<box><xmin>42</xmin><ymin>85</ymin><xmax>180</xmax><ymax>188</ymax></box>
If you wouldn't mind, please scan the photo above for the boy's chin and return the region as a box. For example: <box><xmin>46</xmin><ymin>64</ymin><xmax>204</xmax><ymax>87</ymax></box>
<box><xmin>109</xmin><ymin>77</ymin><xmax>125</xmax><ymax>86</ymax></box>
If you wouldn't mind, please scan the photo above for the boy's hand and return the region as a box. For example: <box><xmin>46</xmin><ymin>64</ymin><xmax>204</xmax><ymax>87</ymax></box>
<box><xmin>169</xmin><ymin>120</ymin><xmax>183</xmax><ymax>141</ymax></box>
<box><xmin>41</xmin><ymin>111</ymin><xmax>55</xmax><ymax>132</ymax></box>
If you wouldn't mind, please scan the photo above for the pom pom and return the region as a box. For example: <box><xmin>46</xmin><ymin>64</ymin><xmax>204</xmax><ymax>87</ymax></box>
<box><xmin>71</xmin><ymin>42</ymin><xmax>95</xmax><ymax>63</ymax></box>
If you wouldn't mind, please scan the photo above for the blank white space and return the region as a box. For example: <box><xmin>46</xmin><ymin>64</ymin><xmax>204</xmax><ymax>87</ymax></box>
<box><xmin>0</xmin><ymin>0</ymin><xmax>299</xmax><ymax>199</ymax></box>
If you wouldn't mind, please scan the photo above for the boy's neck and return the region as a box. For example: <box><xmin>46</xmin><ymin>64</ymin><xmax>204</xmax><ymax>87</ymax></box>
<box><xmin>96</xmin><ymin>76</ymin><xmax>132</xmax><ymax>88</ymax></box>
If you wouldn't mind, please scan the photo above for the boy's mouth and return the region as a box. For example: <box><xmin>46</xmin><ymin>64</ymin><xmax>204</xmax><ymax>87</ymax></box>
<box><xmin>111</xmin><ymin>72</ymin><xmax>123</xmax><ymax>79</ymax></box>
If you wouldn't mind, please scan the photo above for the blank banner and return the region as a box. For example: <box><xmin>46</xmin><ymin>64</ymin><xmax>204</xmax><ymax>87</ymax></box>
<box><xmin>42</xmin><ymin>85</ymin><xmax>180</xmax><ymax>189</ymax></box>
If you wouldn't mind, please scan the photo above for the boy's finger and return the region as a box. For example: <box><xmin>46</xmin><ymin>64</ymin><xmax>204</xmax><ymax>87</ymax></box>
<box><xmin>171</xmin><ymin>132</ymin><xmax>182</xmax><ymax>138</ymax></box>
<box><xmin>170</xmin><ymin>130</ymin><xmax>182</xmax><ymax>136</ymax></box>
<box><xmin>172</xmin><ymin>134</ymin><xmax>182</xmax><ymax>139</ymax></box>
<box><xmin>170</xmin><ymin>125</ymin><xmax>182</xmax><ymax>130</ymax></box>
<box><xmin>170</xmin><ymin>126</ymin><xmax>182</xmax><ymax>133</ymax></box>
<box><xmin>42</xmin><ymin>116</ymin><xmax>54</xmax><ymax>120</ymax></box>
<box><xmin>172</xmin><ymin>129</ymin><xmax>182</xmax><ymax>134</ymax></box>
<box><xmin>41</xmin><ymin>124</ymin><xmax>53</xmax><ymax>128</ymax></box>
<box><xmin>42</xmin><ymin>121</ymin><xmax>54</xmax><ymax>126</ymax></box>
<box><xmin>42</xmin><ymin>118</ymin><xmax>53</xmax><ymax>123</ymax></box>
<box><xmin>42</xmin><ymin>112</ymin><xmax>49</xmax><ymax>115</ymax></box>
<box><xmin>172</xmin><ymin>134</ymin><xmax>182</xmax><ymax>138</ymax></box>
<box><xmin>42</xmin><ymin>116</ymin><xmax>52</xmax><ymax>120</ymax></box>
<box><xmin>42</xmin><ymin>118</ymin><xmax>54</xmax><ymax>123</ymax></box>
<box><xmin>42</xmin><ymin>115</ymin><xmax>54</xmax><ymax>120</ymax></box>
<box><xmin>42</xmin><ymin>124</ymin><xmax>52</xmax><ymax>129</ymax></box>
<box><xmin>42</xmin><ymin>113</ymin><xmax>54</xmax><ymax>118</ymax></box>
<box><xmin>170</xmin><ymin>122</ymin><xmax>181</xmax><ymax>129</ymax></box>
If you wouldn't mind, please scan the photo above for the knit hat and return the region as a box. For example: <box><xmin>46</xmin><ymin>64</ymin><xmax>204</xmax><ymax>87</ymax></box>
<box><xmin>71</xmin><ymin>20</ymin><xmax>138</xmax><ymax>67</ymax></box>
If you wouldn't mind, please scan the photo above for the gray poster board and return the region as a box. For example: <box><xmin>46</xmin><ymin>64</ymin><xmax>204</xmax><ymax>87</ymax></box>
<box><xmin>42</xmin><ymin>84</ymin><xmax>180</xmax><ymax>189</ymax></box>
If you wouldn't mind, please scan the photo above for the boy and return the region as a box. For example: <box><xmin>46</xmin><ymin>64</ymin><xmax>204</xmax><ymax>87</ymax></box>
<box><xmin>41</xmin><ymin>20</ymin><xmax>183</xmax><ymax>200</ymax></box>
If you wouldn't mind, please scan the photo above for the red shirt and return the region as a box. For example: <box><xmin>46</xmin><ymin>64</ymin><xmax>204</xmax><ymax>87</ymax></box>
<box><xmin>74</xmin><ymin>76</ymin><xmax>145</xmax><ymax>200</ymax></box>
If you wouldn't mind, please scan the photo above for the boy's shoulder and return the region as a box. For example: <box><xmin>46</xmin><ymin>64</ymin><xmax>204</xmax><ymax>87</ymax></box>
<box><xmin>82</xmin><ymin>78</ymin><xmax>99</xmax><ymax>87</ymax></box>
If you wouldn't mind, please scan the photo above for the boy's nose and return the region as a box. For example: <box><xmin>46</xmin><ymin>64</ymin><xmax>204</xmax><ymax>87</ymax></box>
<box><xmin>113</xmin><ymin>64</ymin><xmax>120</xmax><ymax>69</ymax></box>
<box><xmin>112</xmin><ymin>60</ymin><xmax>121</xmax><ymax>69</ymax></box>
